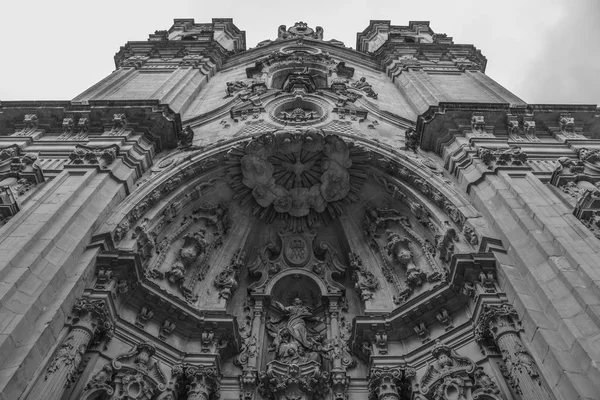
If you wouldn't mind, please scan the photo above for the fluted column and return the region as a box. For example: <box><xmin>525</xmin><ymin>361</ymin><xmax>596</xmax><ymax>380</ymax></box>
<box><xmin>28</xmin><ymin>298</ymin><xmax>113</xmax><ymax>400</ymax></box>
<box><xmin>475</xmin><ymin>304</ymin><xmax>556</xmax><ymax>400</ymax></box>
<box><xmin>185</xmin><ymin>365</ymin><xmax>220</xmax><ymax>400</ymax></box>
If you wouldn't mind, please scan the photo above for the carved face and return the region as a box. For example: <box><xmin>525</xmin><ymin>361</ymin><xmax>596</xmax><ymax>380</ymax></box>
<box><xmin>281</xmin><ymin>329</ymin><xmax>291</xmax><ymax>341</ymax></box>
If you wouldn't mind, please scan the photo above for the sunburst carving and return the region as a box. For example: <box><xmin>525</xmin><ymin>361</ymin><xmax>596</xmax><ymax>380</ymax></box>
<box><xmin>226</xmin><ymin>128</ymin><xmax>369</xmax><ymax>228</ymax></box>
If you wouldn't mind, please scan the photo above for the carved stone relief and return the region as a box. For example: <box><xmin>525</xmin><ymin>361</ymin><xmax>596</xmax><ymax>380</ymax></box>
<box><xmin>226</xmin><ymin>129</ymin><xmax>368</xmax><ymax>228</ymax></box>
<box><xmin>477</xmin><ymin>147</ymin><xmax>528</xmax><ymax>169</ymax></box>
<box><xmin>363</xmin><ymin>203</ymin><xmax>444</xmax><ymax>303</ymax></box>
<box><xmin>351</xmin><ymin>77</ymin><xmax>378</xmax><ymax>99</ymax></box>
<box><xmin>418</xmin><ymin>340</ymin><xmax>504</xmax><ymax>400</ymax></box>
<box><xmin>144</xmin><ymin>203</ymin><xmax>230</xmax><ymax>303</ymax></box>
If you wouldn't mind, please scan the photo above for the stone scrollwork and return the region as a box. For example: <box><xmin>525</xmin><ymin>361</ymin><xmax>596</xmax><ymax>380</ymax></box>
<box><xmin>419</xmin><ymin>340</ymin><xmax>475</xmax><ymax>398</ymax></box>
<box><xmin>80</xmin><ymin>341</ymin><xmax>168</xmax><ymax>400</ymax></box>
<box><xmin>247</xmin><ymin>229</ymin><xmax>347</xmax><ymax>296</ymax></box>
<box><xmin>278</xmin><ymin>21</ymin><xmax>324</xmax><ymax>41</ymax></box>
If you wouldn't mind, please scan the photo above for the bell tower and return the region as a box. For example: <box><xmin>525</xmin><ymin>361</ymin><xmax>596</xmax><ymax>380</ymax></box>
<box><xmin>0</xmin><ymin>17</ymin><xmax>599</xmax><ymax>400</ymax></box>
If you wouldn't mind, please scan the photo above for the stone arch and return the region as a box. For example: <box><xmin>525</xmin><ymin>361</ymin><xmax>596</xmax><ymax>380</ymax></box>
<box><xmin>266</xmin><ymin>272</ymin><xmax>330</xmax><ymax>309</ymax></box>
<box><xmin>103</xmin><ymin>131</ymin><xmax>480</xmax><ymax>253</ymax></box>
<box><xmin>262</xmin><ymin>269</ymin><xmax>337</xmax><ymax>303</ymax></box>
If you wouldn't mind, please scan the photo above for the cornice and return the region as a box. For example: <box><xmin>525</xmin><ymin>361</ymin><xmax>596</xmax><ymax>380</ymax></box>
<box><xmin>0</xmin><ymin>100</ymin><xmax>182</xmax><ymax>150</ymax></box>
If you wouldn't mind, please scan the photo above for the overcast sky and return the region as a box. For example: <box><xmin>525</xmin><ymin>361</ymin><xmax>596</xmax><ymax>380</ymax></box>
<box><xmin>0</xmin><ymin>0</ymin><xmax>598</xmax><ymax>105</ymax></box>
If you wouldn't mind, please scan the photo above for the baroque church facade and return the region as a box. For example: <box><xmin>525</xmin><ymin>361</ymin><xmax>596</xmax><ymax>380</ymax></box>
<box><xmin>0</xmin><ymin>18</ymin><xmax>599</xmax><ymax>400</ymax></box>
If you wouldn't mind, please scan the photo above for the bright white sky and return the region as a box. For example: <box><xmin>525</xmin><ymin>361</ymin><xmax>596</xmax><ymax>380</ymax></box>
<box><xmin>1</xmin><ymin>0</ymin><xmax>598</xmax><ymax>105</ymax></box>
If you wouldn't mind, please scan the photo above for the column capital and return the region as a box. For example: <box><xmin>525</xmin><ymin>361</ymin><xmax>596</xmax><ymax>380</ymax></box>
<box><xmin>184</xmin><ymin>364</ymin><xmax>221</xmax><ymax>400</ymax></box>
<box><xmin>71</xmin><ymin>298</ymin><xmax>114</xmax><ymax>345</ymax></box>
<box><xmin>474</xmin><ymin>303</ymin><xmax>519</xmax><ymax>343</ymax></box>
<box><xmin>368</xmin><ymin>365</ymin><xmax>414</xmax><ymax>400</ymax></box>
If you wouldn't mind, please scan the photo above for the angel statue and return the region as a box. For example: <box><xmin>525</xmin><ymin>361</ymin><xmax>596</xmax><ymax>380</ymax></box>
<box><xmin>267</xmin><ymin>298</ymin><xmax>326</xmax><ymax>364</ymax></box>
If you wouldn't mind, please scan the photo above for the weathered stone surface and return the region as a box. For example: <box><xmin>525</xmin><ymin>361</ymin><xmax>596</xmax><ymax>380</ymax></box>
<box><xmin>0</xmin><ymin>17</ymin><xmax>599</xmax><ymax>400</ymax></box>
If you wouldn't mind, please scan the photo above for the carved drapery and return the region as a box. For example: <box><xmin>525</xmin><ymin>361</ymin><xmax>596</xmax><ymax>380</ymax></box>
<box><xmin>475</xmin><ymin>304</ymin><xmax>556</xmax><ymax>400</ymax></box>
<box><xmin>29</xmin><ymin>298</ymin><xmax>113</xmax><ymax>400</ymax></box>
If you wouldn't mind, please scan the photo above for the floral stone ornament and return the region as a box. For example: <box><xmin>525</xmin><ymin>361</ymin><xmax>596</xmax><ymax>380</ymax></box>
<box><xmin>227</xmin><ymin>128</ymin><xmax>367</xmax><ymax>225</ymax></box>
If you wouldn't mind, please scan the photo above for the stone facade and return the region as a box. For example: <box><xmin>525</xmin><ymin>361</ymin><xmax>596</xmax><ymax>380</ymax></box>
<box><xmin>0</xmin><ymin>18</ymin><xmax>599</xmax><ymax>400</ymax></box>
